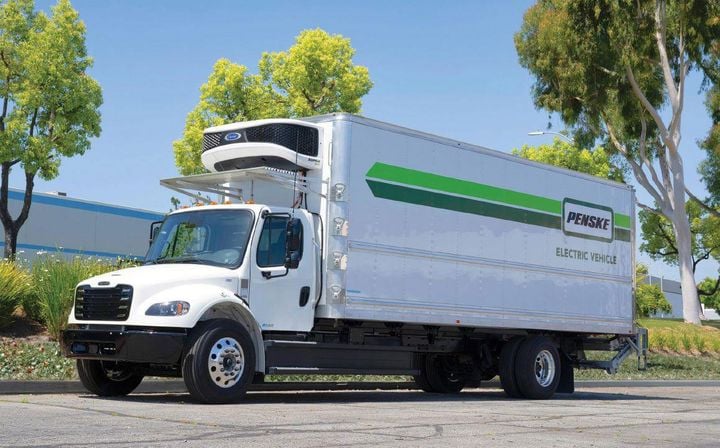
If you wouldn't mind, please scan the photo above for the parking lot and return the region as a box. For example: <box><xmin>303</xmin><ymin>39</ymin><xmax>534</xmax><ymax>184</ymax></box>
<box><xmin>1</xmin><ymin>385</ymin><xmax>719</xmax><ymax>447</ymax></box>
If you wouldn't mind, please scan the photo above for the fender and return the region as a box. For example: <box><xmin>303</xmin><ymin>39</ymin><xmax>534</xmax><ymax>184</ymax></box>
<box><xmin>194</xmin><ymin>298</ymin><xmax>265</xmax><ymax>373</ymax></box>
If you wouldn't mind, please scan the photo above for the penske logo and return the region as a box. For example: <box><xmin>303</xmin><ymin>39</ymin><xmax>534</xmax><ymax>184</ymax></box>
<box><xmin>562</xmin><ymin>198</ymin><xmax>614</xmax><ymax>242</ymax></box>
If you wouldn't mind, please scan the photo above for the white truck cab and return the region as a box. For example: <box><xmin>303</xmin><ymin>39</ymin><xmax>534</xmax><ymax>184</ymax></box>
<box><xmin>62</xmin><ymin>114</ymin><xmax>647</xmax><ymax>403</ymax></box>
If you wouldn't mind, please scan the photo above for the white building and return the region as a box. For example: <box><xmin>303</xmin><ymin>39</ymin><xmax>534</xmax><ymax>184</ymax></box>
<box><xmin>647</xmin><ymin>275</ymin><xmax>720</xmax><ymax>320</ymax></box>
<box><xmin>3</xmin><ymin>188</ymin><xmax>164</xmax><ymax>261</ymax></box>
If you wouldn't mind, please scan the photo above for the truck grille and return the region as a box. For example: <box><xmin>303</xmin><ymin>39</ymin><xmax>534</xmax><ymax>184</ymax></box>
<box><xmin>74</xmin><ymin>285</ymin><xmax>133</xmax><ymax>321</ymax></box>
<box><xmin>202</xmin><ymin>123</ymin><xmax>319</xmax><ymax>157</ymax></box>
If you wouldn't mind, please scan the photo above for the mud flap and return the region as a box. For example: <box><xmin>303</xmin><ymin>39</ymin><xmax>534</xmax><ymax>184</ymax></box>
<box><xmin>556</xmin><ymin>351</ymin><xmax>575</xmax><ymax>394</ymax></box>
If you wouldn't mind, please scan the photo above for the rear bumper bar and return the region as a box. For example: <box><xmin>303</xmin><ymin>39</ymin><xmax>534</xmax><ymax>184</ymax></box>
<box><xmin>61</xmin><ymin>327</ymin><xmax>187</xmax><ymax>364</ymax></box>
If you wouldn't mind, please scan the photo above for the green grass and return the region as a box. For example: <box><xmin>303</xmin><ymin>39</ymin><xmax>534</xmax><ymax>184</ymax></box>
<box><xmin>637</xmin><ymin>318</ymin><xmax>720</xmax><ymax>355</ymax></box>
<box><xmin>576</xmin><ymin>352</ymin><xmax>720</xmax><ymax>380</ymax></box>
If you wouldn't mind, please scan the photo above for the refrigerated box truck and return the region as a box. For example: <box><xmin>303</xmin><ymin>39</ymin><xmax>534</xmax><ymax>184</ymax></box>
<box><xmin>62</xmin><ymin>114</ymin><xmax>646</xmax><ymax>403</ymax></box>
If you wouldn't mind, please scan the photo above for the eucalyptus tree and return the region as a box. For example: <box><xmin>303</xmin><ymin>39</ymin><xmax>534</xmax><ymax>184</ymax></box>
<box><xmin>515</xmin><ymin>0</ymin><xmax>720</xmax><ymax>323</ymax></box>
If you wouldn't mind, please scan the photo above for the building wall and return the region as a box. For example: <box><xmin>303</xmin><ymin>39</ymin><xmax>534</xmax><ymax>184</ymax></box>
<box><xmin>2</xmin><ymin>189</ymin><xmax>164</xmax><ymax>261</ymax></box>
<box><xmin>646</xmin><ymin>275</ymin><xmax>719</xmax><ymax>320</ymax></box>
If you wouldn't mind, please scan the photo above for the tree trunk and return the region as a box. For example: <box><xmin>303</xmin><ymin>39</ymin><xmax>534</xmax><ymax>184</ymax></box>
<box><xmin>3</xmin><ymin>224</ymin><xmax>17</xmax><ymax>260</ymax></box>
<box><xmin>668</xmin><ymin>152</ymin><xmax>702</xmax><ymax>324</ymax></box>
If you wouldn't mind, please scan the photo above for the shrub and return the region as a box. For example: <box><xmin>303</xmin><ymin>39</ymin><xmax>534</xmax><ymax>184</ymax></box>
<box><xmin>636</xmin><ymin>283</ymin><xmax>672</xmax><ymax>317</ymax></box>
<box><xmin>31</xmin><ymin>255</ymin><xmax>118</xmax><ymax>341</ymax></box>
<box><xmin>0</xmin><ymin>261</ymin><xmax>32</xmax><ymax>328</ymax></box>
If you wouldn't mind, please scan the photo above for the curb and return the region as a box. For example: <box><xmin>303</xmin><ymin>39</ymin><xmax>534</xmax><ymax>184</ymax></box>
<box><xmin>1</xmin><ymin>379</ymin><xmax>720</xmax><ymax>395</ymax></box>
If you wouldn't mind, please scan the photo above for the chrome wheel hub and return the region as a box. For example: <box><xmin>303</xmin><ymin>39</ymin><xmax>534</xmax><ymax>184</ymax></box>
<box><xmin>534</xmin><ymin>350</ymin><xmax>556</xmax><ymax>388</ymax></box>
<box><xmin>208</xmin><ymin>337</ymin><xmax>245</xmax><ymax>388</ymax></box>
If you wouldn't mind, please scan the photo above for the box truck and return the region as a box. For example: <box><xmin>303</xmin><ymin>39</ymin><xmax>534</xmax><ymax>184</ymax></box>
<box><xmin>62</xmin><ymin>114</ymin><xmax>646</xmax><ymax>403</ymax></box>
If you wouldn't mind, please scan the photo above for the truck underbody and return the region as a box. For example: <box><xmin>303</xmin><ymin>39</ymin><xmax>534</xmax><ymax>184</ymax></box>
<box><xmin>63</xmin><ymin>318</ymin><xmax>647</xmax><ymax>399</ymax></box>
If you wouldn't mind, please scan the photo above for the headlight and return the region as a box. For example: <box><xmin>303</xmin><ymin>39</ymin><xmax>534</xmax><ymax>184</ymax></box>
<box><xmin>145</xmin><ymin>301</ymin><xmax>190</xmax><ymax>316</ymax></box>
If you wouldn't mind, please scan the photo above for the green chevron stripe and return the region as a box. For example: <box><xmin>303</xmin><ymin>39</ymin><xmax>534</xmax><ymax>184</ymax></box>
<box><xmin>365</xmin><ymin>162</ymin><xmax>632</xmax><ymax>230</ymax></box>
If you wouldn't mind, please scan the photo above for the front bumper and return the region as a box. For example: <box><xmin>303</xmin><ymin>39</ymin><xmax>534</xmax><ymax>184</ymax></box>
<box><xmin>61</xmin><ymin>326</ymin><xmax>188</xmax><ymax>364</ymax></box>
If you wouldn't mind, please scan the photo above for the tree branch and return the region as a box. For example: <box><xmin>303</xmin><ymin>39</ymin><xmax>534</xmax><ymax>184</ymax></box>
<box><xmin>656</xmin><ymin>220</ymin><xmax>678</xmax><ymax>255</ymax></box>
<box><xmin>686</xmin><ymin>187</ymin><xmax>720</xmax><ymax>218</ymax></box>
<box><xmin>625</xmin><ymin>65</ymin><xmax>672</xmax><ymax>148</ymax></box>
<box><xmin>637</xmin><ymin>115</ymin><xmax>669</xmax><ymax>202</ymax></box>
<box><xmin>654</xmin><ymin>0</ymin><xmax>678</xmax><ymax>106</ymax></box>
<box><xmin>604</xmin><ymin>117</ymin><xmax>667</xmax><ymax>212</ymax></box>
<box><xmin>698</xmin><ymin>276</ymin><xmax>720</xmax><ymax>297</ymax></box>
<box><xmin>13</xmin><ymin>170</ymin><xmax>35</xmax><ymax>230</ymax></box>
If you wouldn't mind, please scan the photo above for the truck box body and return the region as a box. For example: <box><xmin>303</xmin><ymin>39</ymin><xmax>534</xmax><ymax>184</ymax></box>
<box><xmin>304</xmin><ymin>115</ymin><xmax>634</xmax><ymax>335</ymax></box>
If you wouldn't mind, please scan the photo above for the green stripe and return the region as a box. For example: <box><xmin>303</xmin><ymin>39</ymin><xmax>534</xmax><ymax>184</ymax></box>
<box><xmin>366</xmin><ymin>162</ymin><xmax>632</xmax><ymax>229</ymax></box>
<box><xmin>367</xmin><ymin>180</ymin><xmax>562</xmax><ymax>230</ymax></box>
<box><xmin>615</xmin><ymin>228</ymin><xmax>631</xmax><ymax>242</ymax></box>
<box><xmin>614</xmin><ymin>213</ymin><xmax>631</xmax><ymax>229</ymax></box>
<box><xmin>366</xmin><ymin>180</ymin><xmax>632</xmax><ymax>243</ymax></box>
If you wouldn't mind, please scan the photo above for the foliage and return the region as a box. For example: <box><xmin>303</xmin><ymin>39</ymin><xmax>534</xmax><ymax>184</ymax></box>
<box><xmin>515</xmin><ymin>0</ymin><xmax>720</xmax><ymax>324</ymax></box>
<box><xmin>0</xmin><ymin>261</ymin><xmax>32</xmax><ymax>328</ymax></box>
<box><xmin>0</xmin><ymin>340</ymin><xmax>75</xmax><ymax>380</ymax></box>
<box><xmin>635</xmin><ymin>263</ymin><xmax>672</xmax><ymax>317</ymax></box>
<box><xmin>259</xmin><ymin>28</ymin><xmax>373</xmax><ymax>117</ymax></box>
<box><xmin>173</xmin><ymin>28</ymin><xmax>372</xmax><ymax>175</ymax></box>
<box><xmin>0</xmin><ymin>0</ymin><xmax>102</xmax><ymax>257</ymax></box>
<box><xmin>512</xmin><ymin>138</ymin><xmax>626</xmax><ymax>182</ymax></box>
<box><xmin>699</xmin><ymin>277</ymin><xmax>720</xmax><ymax>310</ymax></box>
<box><xmin>30</xmin><ymin>255</ymin><xmax>119</xmax><ymax>340</ymax></box>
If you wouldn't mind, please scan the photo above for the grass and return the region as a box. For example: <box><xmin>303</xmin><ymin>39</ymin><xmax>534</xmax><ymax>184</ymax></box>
<box><xmin>0</xmin><ymin>262</ymin><xmax>33</xmax><ymax>328</ymax></box>
<box><xmin>638</xmin><ymin>318</ymin><xmax>720</xmax><ymax>355</ymax></box>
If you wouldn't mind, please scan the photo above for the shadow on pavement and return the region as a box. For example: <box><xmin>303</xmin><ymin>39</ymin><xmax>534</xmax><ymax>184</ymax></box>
<box><xmin>87</xmin><ymin>388</ymin><xmax>678</xmax><ymax>406</ymax></box>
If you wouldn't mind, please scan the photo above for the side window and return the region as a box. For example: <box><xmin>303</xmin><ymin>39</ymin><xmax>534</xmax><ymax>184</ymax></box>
<box><xmin>257</xmin><ymin>217</ymin><xmax>303</xmax><ymax>267</ymax></box>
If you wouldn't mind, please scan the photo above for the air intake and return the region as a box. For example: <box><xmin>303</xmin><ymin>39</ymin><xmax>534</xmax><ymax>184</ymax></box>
<box><xmin>202</xmin><ymin>123</ymin><xmax>319</xmax><ymax>157</ymax></box>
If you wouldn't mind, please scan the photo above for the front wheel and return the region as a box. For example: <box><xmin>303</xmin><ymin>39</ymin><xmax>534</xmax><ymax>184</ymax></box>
<box><xmin>77</xmin><ymin>360</ymin><xmax>144</xmax><ymax>397</ymax></box>
<box><xmin>182</xmin><ymin>319</ymin><xmax>256</xmax><ymax>404</ymax></box>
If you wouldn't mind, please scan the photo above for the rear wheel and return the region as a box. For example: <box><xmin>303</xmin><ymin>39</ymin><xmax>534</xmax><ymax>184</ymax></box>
<box><xmin>77</xmin><ymin>360</ymin><xmax>144</xmax><ymax>397</ymax></box>
<box><xmin>182</xmin><ymin>319</ymin><xmax>256</xmax><ymax>404</ymax></box>
<box><xmin>514</xmin><ymin>336</ymin><xmax>560</xmax><ymax>399</ymax></box>
<box><xmin>416</xmin><ymin>354</ymin><xmax>465</xmax><ymax>393</ymax></box>
<box><xmin>499</xmin><ymin>337</ymin><xmax>524</xmax><ymax>398</ymax></box>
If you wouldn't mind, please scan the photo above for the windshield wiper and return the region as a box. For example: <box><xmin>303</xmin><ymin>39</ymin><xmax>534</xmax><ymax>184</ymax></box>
<box><xmin>154</xmin><ymin>257</ymin><xmax>202</xmax><ymax>265</ymax></box>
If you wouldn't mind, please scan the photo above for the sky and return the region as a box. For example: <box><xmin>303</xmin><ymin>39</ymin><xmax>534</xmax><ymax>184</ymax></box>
<box><xmin>16</xmin><ymin>0</ymin><xmax>717</xmax><ymax>280</ymax></box>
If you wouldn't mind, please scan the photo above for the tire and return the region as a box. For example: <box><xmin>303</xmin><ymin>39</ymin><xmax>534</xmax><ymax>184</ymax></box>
<box><xmin>499</xmin><ymin>337</ymin><xmax>524</xmax><ymax>398</ymax></box>
<box><xmin>421</xmin><ymin>354</ymin><xmax>465</xmax><ymax>394</ymax></box>
<box><xmin>514</xmin><ymin>336</ymin><xmax>561</xmax><ymax>400</ymax></box>
<box><xmin>413</xmin><ymin>355</ymin><xmax>434</xmax><ymax>392</ymax></box>
<box><xmin>77</xmin><ymin>360</ymin><xmax>144</xmax><ymax>397</ymax></box>
<box><xmin>182</xmin><ymin>319</ymin><xmax>256</xmax><ymax>404</ymax></box>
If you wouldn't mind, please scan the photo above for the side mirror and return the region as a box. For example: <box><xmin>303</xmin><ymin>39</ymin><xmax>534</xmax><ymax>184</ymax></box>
<box><xmin>286</xmin><ymin>218</ymin><xmax>302</xmax><ymax>252</ymax></box>
<box><xmin>149</xmin><ymin>221</ymin><xmax>163</xmax><ymax>246</ymax></box>
<box><xmin>284</xmin><ymin>251</ymin><xmax>301</xmax><ymax>270</ymax></box>
<box><xmin>284</xmin><ymin>218</ymin><xmax>302</xmax><ymax>270</ymax></box>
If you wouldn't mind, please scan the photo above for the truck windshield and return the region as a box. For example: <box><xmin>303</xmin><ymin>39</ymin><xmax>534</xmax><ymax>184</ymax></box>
<box><xmin>145</xmin><ymin>209</ymin><xmax>254</xmax><ymax>268</ymax></box>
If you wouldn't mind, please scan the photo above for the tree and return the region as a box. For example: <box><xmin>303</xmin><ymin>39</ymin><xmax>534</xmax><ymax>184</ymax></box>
<box><xmin>639</xmin><ymin>200</ymin><xmax>720</xmax><ymax>303</ymax></box>
<box><xmin>636</xmin><ymin>263</ymin><xmax>673</xmax><ymax>317</ymax></box>
<box><xmin>0</xmin><ymin>0</ymin><xmax>102</xmax><ymax>258</ymax></box>
<box><xmin>512</xmin><ymin>138</ymin><xmax>626</xmax><ymax>182</ymax></box>
<box><xmin>698</xmin><ymin>277</ymin><xmax>720</xmax><ymax>311</ymax></box>
<box><xmin>174</xmin><ymin>29</ymin><xmax>373</xmax><ymax>175</ymax></box>
<box><xmin>515</xmin><ymin>0</ymin><xmax>720</xmax><ymax>324</ymax></box>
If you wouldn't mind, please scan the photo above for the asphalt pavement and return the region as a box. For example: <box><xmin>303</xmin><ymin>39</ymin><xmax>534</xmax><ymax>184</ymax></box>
<box><xmin>1</xmin><ymin>385</ymin><xmax>719</xmax><ymax>447</ymax></box>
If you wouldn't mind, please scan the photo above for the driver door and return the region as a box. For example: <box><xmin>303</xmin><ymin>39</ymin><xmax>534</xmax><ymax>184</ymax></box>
<box><xmin>249</xmin><ymin>209</ymin><xmax>317</xmax><ymax>332</ymax></box>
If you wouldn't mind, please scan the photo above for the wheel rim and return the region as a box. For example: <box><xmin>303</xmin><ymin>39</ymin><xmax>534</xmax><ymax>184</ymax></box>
<box><xmin>534</xmin><ymin>350</ymin><xmax>556</xmax><ymax>388</ymax></box>
<box><xmin>100</xmin><ymin>362</ymin><xmax>133</xmax><ymax>382</ymax></box>
<box><xmin>208</xmin><ymin>337</ymin><xmax>245</xmax><ymax>388</ymax></box>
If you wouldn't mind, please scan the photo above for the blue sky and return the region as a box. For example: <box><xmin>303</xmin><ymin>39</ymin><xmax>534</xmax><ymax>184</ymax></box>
<box><xmin>18</xmin><ymin>0</ymin><xmax>716</xmax><ymax>279</ymax></box>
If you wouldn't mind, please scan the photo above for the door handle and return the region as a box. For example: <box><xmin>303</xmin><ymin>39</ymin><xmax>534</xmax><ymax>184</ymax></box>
<box><xmin>299</xmin><ymin>286</ymin><xmax>310</xmax><ymax>307</ymax></box>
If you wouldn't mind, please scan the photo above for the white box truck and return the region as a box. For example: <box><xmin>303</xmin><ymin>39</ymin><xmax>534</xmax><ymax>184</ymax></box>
<box><xmin>62</xmin><ymin>114</ymin><xmax>646</xmax><ymax>403</ymax></box>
